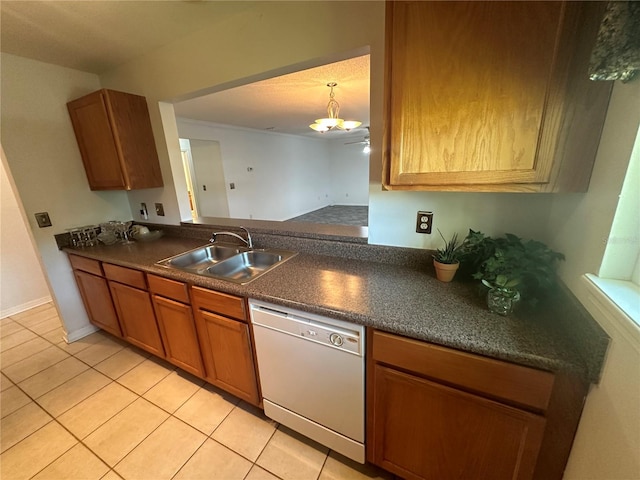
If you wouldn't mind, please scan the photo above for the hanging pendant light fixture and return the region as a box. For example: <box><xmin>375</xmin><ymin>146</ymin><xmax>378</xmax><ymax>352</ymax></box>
<box><xmin>309</xmin><ymin>82</ymin><xmax>362</xmax><ymax>133</ymax></box>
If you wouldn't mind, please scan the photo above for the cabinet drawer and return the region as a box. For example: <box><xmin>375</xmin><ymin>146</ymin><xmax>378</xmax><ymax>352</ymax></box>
<box><xmin>103</xmin><ymin>263</ymin><xmax>146</xmax><ymax>289</ymax></box>
<box><xmin>372</xmin><ymin>330</ymin><xmax>554</xmax><ymax>412</ymax></box>
<box><xmin>148</xmin><ymin>274</ymin><xmax>189</xmax><ymax>303</ymax></box>
<box><xmin>191</xmin><ymin>286</ymin><xmax>246</xmax><ymax>321</ymax></box>
<box><xmin>68</xmin><ymin>254</ymin><xmax>103</xmax><ymax>276</ymax></box>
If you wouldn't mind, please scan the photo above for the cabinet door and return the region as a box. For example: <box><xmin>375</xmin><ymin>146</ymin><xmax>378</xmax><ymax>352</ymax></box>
<box><xmin>67</xmin><ymin>90</ymin><xmax>126</xmax><ymax>189</ymax></box>
<box><xmin>103</xmin><ymin>89</ymin><xmax>163</xmax><ymax>189</ymax></box>
<box><xmin>67</xmin><ymin>89</ymin><xmax>163</xmax><ymax>191</ymax></box>
<box><xmin>384</xmin><ymin>1</ymin><xmax>610</xmax><ymax>191</ymax></box>
<box><xmin>73</xmin><ymin>270</ymin><xmax>122</xmax><ymax>338</ymax></box>
<box><xmin>197</xmin><ymin>310</ymin><xmax>259</xmax><ymax>405</ymax></box>
<box><xmin>371</xmin><ymin>365</ymin><xmax>546</xmax><ymax>480</ymax></box>
<box><xmin>109</xmin><ymin>281</ymin><xmax>164</xmax><ymax>357</ymax></box>
<box><xmin>153</xmin><ymin>295</ymin><xmax>205</xmax><ymax>377</ymax></box>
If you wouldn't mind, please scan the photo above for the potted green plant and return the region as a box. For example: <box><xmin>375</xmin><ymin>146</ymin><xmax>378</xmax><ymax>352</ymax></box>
<box><xmin>433</xmin><ymin>230</ymin><xmax>461</xmax><ymax>282</ymax></box>
<box><xmin>468</xmin><ymin>233</ymin><xmax>565</xmax><ymax>314</ymax></box>
<box><xmin>456</xmin><ymin>229</ymin><xmax>495</xmax><ymax>281</ymax></box>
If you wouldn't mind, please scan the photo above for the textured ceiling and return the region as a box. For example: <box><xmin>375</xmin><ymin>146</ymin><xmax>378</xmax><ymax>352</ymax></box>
<box><xmin>174</xmin><ymin>55</ymin><xmax>370</xmax><ymax>138</ymax></box>
<box><xmin>0</xmin><ymin>1</ymin><xmax>240</xmax><ymax>74</ymax></box>
<box><xmin>0</xmin><ymin>1</ymin><xmax>370</xmax><ymax>140</ymax></box>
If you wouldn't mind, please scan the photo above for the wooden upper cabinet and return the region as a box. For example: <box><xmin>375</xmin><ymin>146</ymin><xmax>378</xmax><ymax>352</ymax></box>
<box><xmin>383</xmin><ymin>1</ymin><xmax>612</xmax><ymax>192</ymax></box>
<box><xmin>67</xmin><ymin>89</ymin><xmax>163</xmax><ymax>190</ymax></box>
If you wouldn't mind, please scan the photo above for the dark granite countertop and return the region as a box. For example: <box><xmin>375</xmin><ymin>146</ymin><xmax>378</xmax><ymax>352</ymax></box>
<box><xmin>63</xmin><ymin>234</ymin><xmax>608</xmax><ymax>383</ymax></box>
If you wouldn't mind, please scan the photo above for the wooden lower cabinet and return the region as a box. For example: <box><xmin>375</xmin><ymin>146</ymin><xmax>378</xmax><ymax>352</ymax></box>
<box><xmin>152</xmin><ymin>295</ymin><xmax>205</xmax><ymax>377</ymax></box>
<box><xmin>73</xmin><ymin>270</ymin><xmax>122</xmax><ymax>338</ymax></box>
<box><xmin>69</xmin><ymin>255</ymin><xmax>261</xmax><ymax>406</ymax></box>
<box><xmin>367</xmin><ymin>329</ymin><xmax>587</xmax><ymax>480</ymax></box>
<box><xmin>191</xmin><ymin>286</ymin><xmax>260</xmax><ymax>406</ymax></box>
<box><xmin>109</xmin><ymin>281</ymin><xmax>164</xmax><ymax>357</ymax></box>
<box><xmin>199</xmin><ymin>311</ymin><xmax>259</xmax><ymax>404</ymax></box>
<box><xmin>371</xmin><ymin>365</ymin><xmax>546</xmax><ymax>480</ymax></box>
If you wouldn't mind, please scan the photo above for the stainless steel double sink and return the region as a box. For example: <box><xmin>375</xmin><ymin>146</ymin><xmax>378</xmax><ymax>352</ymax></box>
<box><xmin>156</xmin><ymin>243</ymin><xmax>296</xmax><ymax>284</ymax></box>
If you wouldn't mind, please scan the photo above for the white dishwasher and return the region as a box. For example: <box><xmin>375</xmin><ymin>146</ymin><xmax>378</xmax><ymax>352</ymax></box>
<box><xmin>249</xmin><ymin>299</ymin><xmax>365</xmax><ymax>463</ymax></box>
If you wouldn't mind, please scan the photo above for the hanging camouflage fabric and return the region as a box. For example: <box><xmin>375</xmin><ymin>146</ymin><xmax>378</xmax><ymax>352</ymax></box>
<box><xmin>589</xmin><ymin>1</ymin><xmax>640</xmax><ymax>82</ymax></box>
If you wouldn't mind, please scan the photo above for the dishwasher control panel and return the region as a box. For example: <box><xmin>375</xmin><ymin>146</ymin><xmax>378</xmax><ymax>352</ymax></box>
<box><xmin>249</xmin><ymin>300</ymin><xmax>363</xmax><ymax>355</ymax></box>
<box><xmin>298</xmin><ymin>319</ymin><xmax>360</xmax><ymax>354</ymax></box>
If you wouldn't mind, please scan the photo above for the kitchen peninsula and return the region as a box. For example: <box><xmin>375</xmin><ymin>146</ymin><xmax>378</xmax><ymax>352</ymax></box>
<box><xmin>63</xmin><ymin>222</ymin><xmax>609</xmax><ymax>480</ymax></box>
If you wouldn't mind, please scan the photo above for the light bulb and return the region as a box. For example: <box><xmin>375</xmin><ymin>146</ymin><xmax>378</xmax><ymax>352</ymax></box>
<box><xmin>310</xmin><ymin>123</ymin><xmax>329</xmax><ymax>132</ymax></box>
<box><xmin>342</xmin><ymin>120</ymin><xmax>362</xmax><ymax>131</ymax></box>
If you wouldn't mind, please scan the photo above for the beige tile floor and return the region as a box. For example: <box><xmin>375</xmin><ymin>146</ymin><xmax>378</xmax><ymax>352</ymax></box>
<box><xmin>0</xmin><ymin>303</ymin><xmax>394</xmax><ymax>480</ymax></box>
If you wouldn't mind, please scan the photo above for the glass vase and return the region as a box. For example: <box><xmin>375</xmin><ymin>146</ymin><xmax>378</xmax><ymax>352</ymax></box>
<box><xmin>487</xmin><ymin>289</ymin><xmax>521</xmax><ymax>316</ymax></box>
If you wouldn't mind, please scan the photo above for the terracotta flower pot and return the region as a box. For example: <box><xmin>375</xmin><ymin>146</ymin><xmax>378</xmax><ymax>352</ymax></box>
<box><xmin>433</xmin><ymin>259</ymin><xmax>460</xmax><ymax>282</ymax></box>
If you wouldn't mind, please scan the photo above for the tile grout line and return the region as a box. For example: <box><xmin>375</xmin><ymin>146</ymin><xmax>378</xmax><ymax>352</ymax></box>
<box><xmin>3</xmin><ymin>323</ymin><xmax>210</xmax><ymax>461</ymax></box>
<box><xmin>0</xmin><ymin>323</ymin><xmax>149</xmax><ymax>478</ymax></box>
<box><xmin>1</xmin><ymin>377</ymin><xmax>110</xmax><ymax>480</ymax></box>
<box><xmin>317</xmin><ymin>452</ymin><xmax>331</xmax><ymax>480</ymax></box>
<box><xmin>249</xmin><ymin>426</ymin><xmax>285</xmax><ymax>480</ymax></box>
<box><xmin>3</xmin><ymin>310</ymin><xmax>356</xmax><ymax>480</ymax></box>
<box><xmin>25</xmin><ymin>326</ymin><xmax>242</xmax><ymax>478</ymax></box>
<box><xmin>4</xmin><ymin>331</ymin><xmax>127</xmax><ymax>400</ymax></box>
<box><xmin>1</xmin><ymin>310</ymin><xmax>219</xmax><ymax>479</ymax></box>
<box><xmin>7</xmin><ymin>359</ymin><xmax>291</xmax><ymax>480</ymax></box>
<box><xmin>3</xmin><ymin>359</ymin><xmax>170</xmax><ymax>479</ymax></box>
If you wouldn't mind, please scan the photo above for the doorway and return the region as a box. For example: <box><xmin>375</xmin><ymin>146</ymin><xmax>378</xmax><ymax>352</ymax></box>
<box><xmin>179</xmin><ymin>138</ymin><xmax>230</xmax><ymax>219</ymax></box>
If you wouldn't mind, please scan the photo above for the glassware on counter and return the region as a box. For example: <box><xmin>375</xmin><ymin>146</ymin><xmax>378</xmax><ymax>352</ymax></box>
<box><xmin>113</xmin><ymin>221</ymin><xmax>134</xmax><ymax>244</ymax></box>
<box><xmin>66</xmin><ymin>225</ymin><xmax>99</xmax><ymax>247</ymax></box>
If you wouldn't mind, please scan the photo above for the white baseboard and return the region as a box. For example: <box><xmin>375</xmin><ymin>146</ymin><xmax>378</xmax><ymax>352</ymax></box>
<box><xmin>1</xmin><ymin>296</ymin><xmax>53</xmax><ymax>319</ymax></box>
<box><xmin>64</xmin><ymin>323</ymin><xmax>99</xmax><ymax>343</ymax></box>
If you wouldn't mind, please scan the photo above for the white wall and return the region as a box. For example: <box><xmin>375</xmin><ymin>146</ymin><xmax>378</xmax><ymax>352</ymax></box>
<box><xmin>177</xmin><ymin>120</ymin><xmax>333</xmax><ymax>221</ymax></box>
<box><xmin>547</xmin><ymin>81</ymin><xmax>640</xmax><ymax>479</ymax></box>
<box><xmin>546</xmin><ymin>82</ymin><xmax>640</xmax><ymax>296</ymax></box>
<box><xmin>328</xmin><ymin>139</ymin><xmax>370</xmax><ymax>206</ymax></box>
<box><xmin>0</xmin><ymin>53</ymin><xmax>133</xmax><ymax>340</ymax></box>
<box><xmin>0</xmin><ymin>148</ymin><xmax>51</xmax><ymax>317</ymax></box>
<box><xmin>368</xmin><ymin>189</ymin><xmax>555</xmax><ymax>250</ymax></box>
<box><xmin>178</xmin><ymin>120</ymin><xmax>370</xmax><ymax>220</ymax></box>
<box><xmin>564</xmin><ymin>292</ymin><xmax>640</xmax><ymax>480</ymax></box>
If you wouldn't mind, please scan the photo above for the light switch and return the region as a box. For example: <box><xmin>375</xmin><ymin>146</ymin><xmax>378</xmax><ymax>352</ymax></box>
<box><xmin>34</xmin><ymin>212</ymin><xmax>52</xmax><ymax>228</ymax></box>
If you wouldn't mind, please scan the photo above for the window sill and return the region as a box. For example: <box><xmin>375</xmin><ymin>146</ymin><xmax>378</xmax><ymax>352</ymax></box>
<box><xmin>583</xmin><ymin>274</ymin><xmax>640</xmax><ymax>349</ymax></box>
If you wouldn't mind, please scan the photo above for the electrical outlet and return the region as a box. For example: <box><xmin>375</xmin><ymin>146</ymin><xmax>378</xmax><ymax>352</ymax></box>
<box><xmin>140</xmin><ymin>203</ymin><xmax>148</xmax><ymax>220</ymax></box>
<box><xmin>155</xmin><ymin>203</ymin><xmax>165</xmax><ymax>216</ymax></box>
<box><xmin>416</xmin><ymin>211</ymin><xmax>433</xmax><ymax>234</ymax></box>
<box><xmin>34</xmin><ymin>212</ymin><xmax>52</xmax><ymax>228</ymax></box>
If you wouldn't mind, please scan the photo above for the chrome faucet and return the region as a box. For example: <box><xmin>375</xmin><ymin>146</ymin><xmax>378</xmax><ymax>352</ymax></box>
<box><xmin>209</xmin><ymin>226</ymin><xmax>253</xmax><ymax>249</ymax></box>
